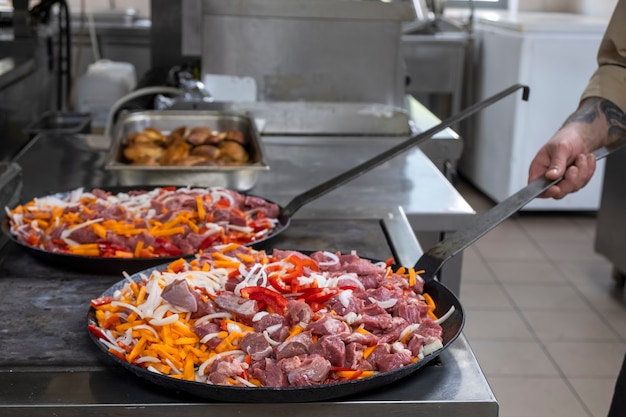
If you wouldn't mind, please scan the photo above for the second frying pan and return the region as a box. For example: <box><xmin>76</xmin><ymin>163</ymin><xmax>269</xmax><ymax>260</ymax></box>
<box><xmin>4</xmin><ymin>85</ymin><xmax>530</xmax><ymax>275</ymax></box>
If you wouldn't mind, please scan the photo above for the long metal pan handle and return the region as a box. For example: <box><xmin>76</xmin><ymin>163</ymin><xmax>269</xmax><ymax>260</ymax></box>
<box><xmin>279</xmin><ymin>84</ymin><xmax>531</xmax><ymax>218</ymax></box>
<box><xmin>414</xmin><ymin>138</ymin><xmax>626</xmax><ymax>282</ymax></box>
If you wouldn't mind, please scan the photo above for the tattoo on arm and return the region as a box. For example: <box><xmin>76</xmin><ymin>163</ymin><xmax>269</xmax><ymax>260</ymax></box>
<box><xmin>563</xmin><ymin>97</ymin><xmax>626</xmax><ymax>144</ymax></box>
<box><xmin>564</xmin><ymin>98</ymin><xmax>601</xmax><ymax>124</ymax></box>
<box><xmin>600</xmin><ymin>100</ymin><xmax>626</xmax><ymax>141</ymax></box>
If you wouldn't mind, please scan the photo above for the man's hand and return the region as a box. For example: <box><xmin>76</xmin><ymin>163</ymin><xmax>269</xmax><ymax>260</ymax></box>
<box><xmin>528</xmin><ymin>97</ymin><xmax>625</xmax><ymax>199</ymax></box>
<box><xmin>528</xmin><ymin>125</ymin><xmax>597</xmax><ymax>199</ymax></box>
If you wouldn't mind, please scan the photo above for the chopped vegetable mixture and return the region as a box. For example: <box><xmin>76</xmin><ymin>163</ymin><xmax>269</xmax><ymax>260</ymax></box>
<box><xmin>88</xmin><ymin>244</ymin><xmax>454</xmax><ymax>387</ymax></box>
<box><xmin>6</xmin><ymin>186</ymin><xmax>280</xmax><ymax>258</ymax></box>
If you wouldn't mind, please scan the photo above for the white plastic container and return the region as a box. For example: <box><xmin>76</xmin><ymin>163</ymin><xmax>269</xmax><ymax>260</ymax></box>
<box><xmin>75</xmin><ymin>60</ymin><xmax>137</xmax><ymax>128</ymax></box>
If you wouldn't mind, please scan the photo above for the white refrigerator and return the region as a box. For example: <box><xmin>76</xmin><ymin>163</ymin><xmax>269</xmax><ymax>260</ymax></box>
<box><xmin>460</xmin><ymin>12</ymin><xmax>608</xmax><ymax>210</ymax></box>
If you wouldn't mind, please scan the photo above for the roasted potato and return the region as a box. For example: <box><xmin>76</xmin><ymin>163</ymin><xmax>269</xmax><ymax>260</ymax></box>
<box><xmin>121</xmin><ymin>126</ymin><xmax>251</xmax><ymax>166</ymax></box>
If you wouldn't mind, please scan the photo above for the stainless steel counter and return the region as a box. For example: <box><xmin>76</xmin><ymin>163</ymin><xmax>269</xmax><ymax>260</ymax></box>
<box><xmin>13</xmin><ymin>126</ymin><xmax>474</xmax><ymax>294</ymax></box>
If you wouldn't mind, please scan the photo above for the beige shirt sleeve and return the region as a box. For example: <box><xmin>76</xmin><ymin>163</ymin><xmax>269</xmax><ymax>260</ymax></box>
<box><xmin>581</xmin><ymin>0</ymin><xmax>626</xmax><ymax>114</ymax></box>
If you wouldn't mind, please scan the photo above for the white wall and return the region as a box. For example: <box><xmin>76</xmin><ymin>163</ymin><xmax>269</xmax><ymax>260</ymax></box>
<box><xmin>514</xmin><ymin>0</ymin><xmax>616</xmax><ymax>18</ymax></box>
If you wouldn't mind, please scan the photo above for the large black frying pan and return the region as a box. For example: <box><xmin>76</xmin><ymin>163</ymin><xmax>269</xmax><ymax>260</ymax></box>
<box><xmin>4</xmin><ymin>84</ymin><xmax>529</xmax><ymax>275</ymax></box>
<box><xmin>86</xmin><ymin>137</ymin><xmax>626</xmax><ymax>402</ymax></box>
<box><xmin>87</xmin><ymin>252</ymin><xmax>464</xmax><ymax>403</ymax></box>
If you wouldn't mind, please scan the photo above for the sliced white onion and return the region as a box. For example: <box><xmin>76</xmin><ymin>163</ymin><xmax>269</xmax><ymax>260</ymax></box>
<box><xmin>434</xmin><ymin>305</ymin><xmax>456</xmax><ymax>325</ymax></box>
<box><xmin>264</xmin><ymin>323</ymin><xmax>282</xmax><ymax>334</ymax></box>
<box><xmin>149</xmin><ymin>314</ymin><xmax>180</xmax><ymax>326</ymax></box>
<box><xmin>342</xmin><ymin>312</ymin><xmax>361</xmax><ymax>325</ymax></box>
<box><xmin>398</xmin><ymin>323</ymin><xmax>421</xmax><ymax>342</ymax></box>
<box><xmin>59</xmin><ymin>217</ymin><xmax>104</xmax><ymax>243</ymax></box>
<box><xmin>135</xmin><ymin>356</ymin><xmax>161</xmax><ymax>364</ymax></box>
<box><xmin>228</xmin><ymin>224</ymin><xmax>254</xmax><ymax>233</ymax></box>
<box><xmin>317</xmin><ymin>251</ymin><xmax>339</xmax><ymax>266</ymax></box>
<box><xmin>194</xmin><ymin>312</ymin><xmax>233</xmax><ymax>326</ymax></box>
<box><xmin>111</xmin><ymin>301</ymin><xmax>145</xmax><ymax>319</ymax></box>
<box><xmin>422</xmin><ymin>339</ymin><xmax>444</xmax><ymax>356</ymax></box>
<box><xmin>131</xmin><ymin>324</ymin><xmax>160</xmax><ymax>340</ymax></box>
<box><xmin>252</xmin><ymin>311</ymin><xmax>269</xmax><ymax>322</ymax></box>
<box><xmin>368</xmin><ymin>297</ymin><xmax>397</xmax><ymax>309</ymax></box>
<box><xmin>262</xmin><ymin>330</ymin><xmax>281</xmax><ymax>346</ymax></box>
<box><xmin>198</xmin><ymin>349</ymin><xmax>245</xmax><ymax>375</ymax></box>
<box><xmin>338</xmin><ymin>289</ymin><xmax>353</xmax><ymax>308</ymax></box>
<box><xmin>199</xmin><ymin>332</ymin><xmax>221</xmax><ymax>344</ymax></box>
<box><xmin>234</xmin><ymin>376</ymin><xmax>257</xmax><ymax>387</ymax></box>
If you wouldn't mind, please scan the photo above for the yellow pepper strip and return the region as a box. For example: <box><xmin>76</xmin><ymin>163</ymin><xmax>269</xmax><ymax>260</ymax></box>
<box><xmin>129</xmin><ymin>281</ymin><xmax>139</xmax><ymax>296</ymax></box>
<box><xmin>356</xmin><ymin>327</ymin><xmax>372</xmax><ymax>335</ymax></box>
<box><xmin>287</xmin><ymin>325</ymin><xmax>303</xmax><ymax>339</ymax></box>
<box><xmin>363</xmin><ymin>345</ymin><xmax>377</xmax><ymax>359</ymax></box>
<box><xmin>196</xmin><ymin>195</ymin><xmax>206</xmax><ymax>220</ymax></box>
<box><xmin>91</xmin><ymin>223</ymin><xmax>107</xmax><ymax>239</ymax></box>
<box><xmin>161</xmin><ymin>324</ymin><xmax>174</xmax><ymax>346</ymax></box>
<box><xmin>134</xmin><ymin>240</ymin><xmax>145</xmax><ymax>258</ymax></box>
<box><xmin>236</xmin><ymin>253</ymin><xmax>256</xmax><ymax>263</ymax></box>
<box><xmin>221</xmin><ymin>243</ymin><xmax>239</xmax><ymax>253</ymax></box>
<box><xmin>126</xmin><ymin>335</ymin><xmax>148</xmax><ymax>363</ymax></box>
<box><xmin>151</xmin><ymin>226</ymin><xmax>185</xmax><ymax>237</ymax></box>
<box><xmin>114</xmin><ymin>250</ymin><xmax>134</xmax><ymax>258</ymax></box>
<box><xmin>69</xmin><ymin>243</ymin><xmax>99</xmax><ymax>251</ymax></box>
<box><xmin>68</xmin><ymin>244</ymin><xmax>100</xmax><ymax>256</ymax></box>
<box><xmin>211</xmin><ymin>251</ymin><xmax>236</xmax><ymax>261</ymax></box>
<box><xmin>182</xmin><ymin>353</ymin><xmax>195</xmax><ymax>381</ymax></box>
<box><xmin>213</xmin><ymin>260</ymin><xmax>241</xmax><ymax>269</ymax></box>
<box><xmin>150</xmin><ymin>363</ymin><xmax>171</xmax><ymax>374</ymax></box>
<box><xmin>214</xmin><ymin>331</ymin><xmax>244</xmax><ymax>353</ymax></box>
<box><xmin>135</xmin><ymin>285</ymin><xmax>147</xmax><ymax>306</ymax></box>
<box><xmin>172</xmin><ymin>321</ymin><xmax>198</xmax><ymax>338</ymax></box>
<box><xmin>336</xmin><ymin>370</ymin><xmax>376</xmax><ymax>379</ymax></box>
<box><xmin>35</xmin><ymin>220</ymin><xmax>50</xmax><ymax>229</ymax></box>
<box><xmin>248</xmin><ymin>378</ymin><xmax>263</xmax><ymax>387</ymax></box>
<box><xmin>151</xmin><ymin>345</ymin><xmax>183</xmax><ymax>370</ymax></box>
<box><xmin>167</xmin><ymin>258</ymin><xmax>186</xmax><ymax>272</ymax></box>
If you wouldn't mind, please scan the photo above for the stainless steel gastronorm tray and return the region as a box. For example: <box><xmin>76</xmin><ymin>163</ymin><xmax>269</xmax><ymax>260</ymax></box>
<box><xmin>106</xmin><ymin>110</ymin><xmax>269</xmax><ymax>191</ymax></box>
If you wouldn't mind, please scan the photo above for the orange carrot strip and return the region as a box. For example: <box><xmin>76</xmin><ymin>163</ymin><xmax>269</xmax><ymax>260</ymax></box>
<box><xmin>408</xmin><ymin>267</ymin><xmax>417</xmax><ymax>287</ymax></box>
<box><xmin>422</xmin><ymin>293</ymin><xmax>435</xmax><ymax>309</ymax></box>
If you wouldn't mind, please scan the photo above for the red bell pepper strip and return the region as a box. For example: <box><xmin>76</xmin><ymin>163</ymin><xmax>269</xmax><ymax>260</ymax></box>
<box><xmin>240</xmin><ymin>286</ymin><xmax>288</xmax><ymax>314</ymax></box>
<box><xmin>90</xmin><ymin>296</ymin><xmax>113</xmax><ymax>308</ymax></box>
<box><xmin>268</xmin><ymin>272</ymin><xmax>292</xmax><ymax>294</ymax></box>
<box><xmin>198</xmin><ymin>233</ymin><xmax>220</xmax><ymax>250</ymax></box>
<box><xmin>153</xmin><ymin>238</ymin><xmax>184</xmax><ymax>257</ymax></box>
<box><xmin>304</xmin><ymin>288</ymin><xmax>337</xmax><ymax>304</ymax></box>
<box><xmin>88</xmin><ymin>324</ymin><xmax>108</xmax><ymax>341</ymax></box>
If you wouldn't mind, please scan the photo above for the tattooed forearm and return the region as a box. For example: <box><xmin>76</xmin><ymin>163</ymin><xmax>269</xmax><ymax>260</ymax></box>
<box><xmin>564</xmin><ymin>97</ymin><xmax>602</xmax><ymax>125</ymax></box>
<box><xmin>563</xmin><ymin>97</ymin><xmax>626</xmax><ymax>147</ymax></box>
<box><xmin>600</xmin><ymin>99</ymin><xmax>626</xmax><ymax>142</ymax></box>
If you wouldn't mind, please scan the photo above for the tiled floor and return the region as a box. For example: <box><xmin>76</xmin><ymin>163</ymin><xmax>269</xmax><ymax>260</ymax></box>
<box><xmin>453</xmin><ymin>178</ymin><xmax>626</xmax><ymax>417</ymax></box>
